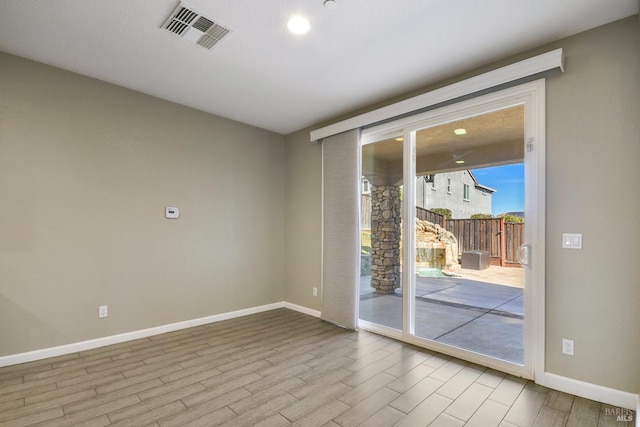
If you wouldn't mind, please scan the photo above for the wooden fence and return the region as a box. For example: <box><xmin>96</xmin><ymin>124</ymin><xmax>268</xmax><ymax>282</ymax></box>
<box><xmin>504</xmin><ymin>221</ymin><xmax>525</xmax><ymax>265</ymax></box>
<box><xmin>446</xmin><ymin>218</ymin><xmax>524</xmax><ymax>266</ymax></box>
<box><xmin>415</xmin><ymin>206</ymin><xmax>446</xmax><ymax>227</ymax></box>
<box><xmin>416</xmin><ymin>206</ymin><xmax>524</xmax><ymax>267</ymax></box>
<box><xmin>446</xmin><ymin>218</ymin><xmax>501</xmax><ymax>258</ymax></box>
<box><xmin>361</xmin><ymin>194</ymin><xmax>372</xmax><ymax>230</ymax></box>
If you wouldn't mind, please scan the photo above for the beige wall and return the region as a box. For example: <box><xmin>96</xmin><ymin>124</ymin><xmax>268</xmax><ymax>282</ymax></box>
<box><xmin>0</xmin><ymin>53</ymin><xmax>286</xmax><ymax>357</ymax></box>
<box><xmin>284</xmin><ymin>129</ymin><xmax>322</xmax><ymax>311</ymax></box>
<box><xmin>284</xmin><ymin>16</ymin><xmax>640</xmax><ymax>394</ymax></box>
<box><xmin>544</xmin><ymin>16</ymin><xmax>639</xmax><ymax>394</ymax></box>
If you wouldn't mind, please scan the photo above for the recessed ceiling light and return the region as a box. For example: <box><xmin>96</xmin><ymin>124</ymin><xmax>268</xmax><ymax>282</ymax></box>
<box><xmin>394</xmin><ymin>137</ymin><xmax>404</xmax><ymax>142</ymax></box>
<box><xmin>454</xmin><ymin>128</ymin><xmax>467</xmax><ymax>136</ymax></box>
<box><xmin>287</xmin><ymin>16</ymin><xmax>310</xmax><ymax>34</ymax></box>
<box><xmin>455</xmin><ymin>160</ymin><xmax>465</xmax><ymax>164</ymax></box>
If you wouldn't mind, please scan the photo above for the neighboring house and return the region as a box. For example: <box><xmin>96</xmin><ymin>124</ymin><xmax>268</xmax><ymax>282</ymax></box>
<box><xmin>361</xmin><ymin>170</ymin><xmax>494</xmax><ymax>225</ymax></box>
<box><xmin>416</xmin><ymin>170</ymin><xmax>495</xmax><ymax>219</ymax></box>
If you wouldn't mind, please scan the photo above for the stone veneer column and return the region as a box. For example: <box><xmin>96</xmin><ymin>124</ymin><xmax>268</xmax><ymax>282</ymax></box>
<box><xmin>369</xmin><ymin>185</ymin><xmax>401</xmax><ymax>294</ymax></box>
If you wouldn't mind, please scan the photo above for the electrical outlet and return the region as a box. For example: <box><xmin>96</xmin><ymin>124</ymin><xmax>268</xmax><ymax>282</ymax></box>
<box><xmin>312</xmin><ymin>287</ymin><xmax>318</xmax><ymax>297</ymax></box>
<box><xmin>98</xmin><ymin>305</ymin><xmax>108</xmax><ymax>318</ymax></box>
<box><xmin>562</xmin><ymin>338</ymin><xmax>574</xmax><ymax>355</ymax></box>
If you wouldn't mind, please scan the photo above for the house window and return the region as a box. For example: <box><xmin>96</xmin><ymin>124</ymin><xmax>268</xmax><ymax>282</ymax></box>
<box><xmin>447</xmin><ymin>178</ymin><xmax>452</xmax><ymax>194</ymax></box>
<box><xmin>463</xmin><ymin>184</ymin><xmax>470</xmax><ymax>201</ymax></box>
<box><xmin>425</xmin><ymin>174</ymin><xmax>436</xmax><ymax>191</ymax></box>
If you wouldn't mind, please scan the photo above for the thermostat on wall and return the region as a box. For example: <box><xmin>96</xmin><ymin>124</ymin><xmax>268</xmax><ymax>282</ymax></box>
<box><xmin>165</xmin><ymin>207</ymin><xmax>180</xmax><ymax>219</ymax></box>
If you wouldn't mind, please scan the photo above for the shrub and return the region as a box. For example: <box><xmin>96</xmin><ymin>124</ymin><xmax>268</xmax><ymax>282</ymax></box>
<box><xmin>431</xmin><ymin>208</ymin><xmax>452</xmax><ymax>218</ymax></box>
<box><xmin>471</xmin><ymin>213</ymin><xmax>493</xmax><ymax>219</ymax></box>
<box><xmin>500</xmin><ymin>214</ymin><xmax>524</xmax><ymax>223</ymax></box>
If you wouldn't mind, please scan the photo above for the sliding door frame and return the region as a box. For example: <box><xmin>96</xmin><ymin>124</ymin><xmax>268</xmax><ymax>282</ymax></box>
<box><xmin>359</xmin><ymin>80</ymin><xmax>546</xmax><ymax>380</ymax></box>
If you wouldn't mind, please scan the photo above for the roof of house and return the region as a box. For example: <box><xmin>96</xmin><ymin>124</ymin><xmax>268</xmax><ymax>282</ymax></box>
<box><xmin>467</xmin><ymin>170</ymin><xmax>496</xmax><ymax>194</ymax></box>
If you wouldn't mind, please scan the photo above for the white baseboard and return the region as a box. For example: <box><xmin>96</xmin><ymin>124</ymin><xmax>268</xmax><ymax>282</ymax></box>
<box><xmin>0</xmin><ymin>302</ymin><xmax>285</xmax><ymax>368</ymax></box>
<box><xmin>537</xmin><ymin>372</ymin><xmax>639</xmax><ymax>411</ymax></box>
<box><xmin>283</xmin><ymin>301</ymin><xmax>321</xmax><ymax>318</ymax></box>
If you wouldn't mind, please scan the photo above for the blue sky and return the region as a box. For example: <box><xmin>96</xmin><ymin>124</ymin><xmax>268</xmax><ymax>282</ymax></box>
<box><xmin>472</xmin><ymin>164</ymin><xmax>524</xmax><ymax>216</ymax></box>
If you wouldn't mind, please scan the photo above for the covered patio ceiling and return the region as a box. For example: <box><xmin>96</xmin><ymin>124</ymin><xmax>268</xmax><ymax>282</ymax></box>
<box><xmin>362</xmin><ymin>105</ymin><xmax>525</xmax><ymax>186</ymax></box>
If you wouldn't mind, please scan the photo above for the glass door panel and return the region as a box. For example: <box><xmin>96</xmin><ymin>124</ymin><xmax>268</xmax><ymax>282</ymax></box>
<box><xmin>359</xmin><ymin>136</ymin><xmax>404</xmax><ymax>332</ymax></box>
<box><xmin>411</xmin><ymin>106</ymin><xmax>526</xmax><ymax>365</ymax></box>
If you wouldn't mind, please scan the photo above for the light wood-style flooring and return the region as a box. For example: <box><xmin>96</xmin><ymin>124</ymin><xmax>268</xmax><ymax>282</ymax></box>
<box><xmin>0</xmin><ymin>308</ymin><xmax>634</xmax><ymax>426</ymax></box>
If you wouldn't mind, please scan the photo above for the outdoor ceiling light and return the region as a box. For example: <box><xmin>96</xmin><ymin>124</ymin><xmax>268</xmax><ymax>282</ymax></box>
<box><xmin>395</xmin><ymin>136</ymin><xmax>404</xmax><ymax>142</ymax></box>
<box><xmin>287</xmin><ymin>16</ymin><xmax>310</xmax><ymax>34</ymax></box>
<box><xmin>454</xmin><ymin>128</ymin><xmax>467</xmax><ymax>135</ymax></box>
<box><xmin>455</xmin><ymin>160</ymin><xmax>465</xmax><ymax>164</ymax></box>
<box><xmin>324</xmin><ymin>0</ymin><xmax>338</xmax><ymax>9</ymax></box>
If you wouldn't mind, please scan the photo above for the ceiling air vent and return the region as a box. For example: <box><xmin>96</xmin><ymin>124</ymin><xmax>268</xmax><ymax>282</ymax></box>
<box><xmin>162</xmin><ymin>3</ymin><xmax>231</xmax><ymax>50</ymax></box>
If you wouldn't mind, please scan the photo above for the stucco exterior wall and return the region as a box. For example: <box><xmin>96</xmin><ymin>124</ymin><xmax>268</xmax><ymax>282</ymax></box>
<box><xmin>415</xmin><ymin>171</ymin><xmax>493</xmax><ymax>218</ymax></box>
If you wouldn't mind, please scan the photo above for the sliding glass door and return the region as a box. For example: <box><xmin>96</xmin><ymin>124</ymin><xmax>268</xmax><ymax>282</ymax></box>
<box><xmin>358</xmin><ymin>82</ymin><xmax>544</xmax><ymax>379</ymax></box>
<box><xmin>410</xmin><ymin>107</ymin><xmax>526</xmax><ymax>366</ymax></box>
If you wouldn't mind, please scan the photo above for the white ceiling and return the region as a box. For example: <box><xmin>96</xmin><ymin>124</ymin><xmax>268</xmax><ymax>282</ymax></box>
<box><xmin>0</xmin><ymin>0</ymin><xmax>637</xmax><ymax>135</ymax></box>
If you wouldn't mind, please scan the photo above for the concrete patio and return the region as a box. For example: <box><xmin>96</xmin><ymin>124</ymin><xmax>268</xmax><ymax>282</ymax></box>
<box><xmin>359</xmin><ymin>266</ymin><xmax>525</xmax><ymax>364</ymax></box>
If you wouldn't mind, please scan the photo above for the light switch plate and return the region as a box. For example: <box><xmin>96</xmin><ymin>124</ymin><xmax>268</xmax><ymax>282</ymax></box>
<box><xmin>562</xmin><ymin>233</ymin><xmax>582</xmax><ymax>249</ymax></box>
